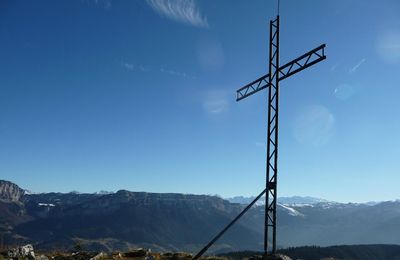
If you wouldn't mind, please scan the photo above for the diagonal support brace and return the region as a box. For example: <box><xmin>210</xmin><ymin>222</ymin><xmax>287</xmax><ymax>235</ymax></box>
<box><xmin>192</xmin><ymin>188</ymin><xmax>267</xmax><ymax>260</ymax></box>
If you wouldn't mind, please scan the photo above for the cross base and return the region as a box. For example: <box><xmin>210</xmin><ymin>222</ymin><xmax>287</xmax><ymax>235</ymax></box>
<box><xmin>263</xmin><ymin>254</ymin><xmax>292</xmax><ymax>260</ymax></box>
<box><xmin>248</xmin><ymin>254</ymin><xmax>292</xmax><ymax>260</ymax></box>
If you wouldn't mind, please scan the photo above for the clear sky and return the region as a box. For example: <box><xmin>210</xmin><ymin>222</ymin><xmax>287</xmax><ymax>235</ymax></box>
<box><xmin>1</xmin><ymin>0</ymin><xmax>399</xmax><ymax>203</ymax></box>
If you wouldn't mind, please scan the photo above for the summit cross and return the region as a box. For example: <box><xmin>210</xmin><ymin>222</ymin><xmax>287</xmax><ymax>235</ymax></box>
<box><xmin>192</xmin><ymin>15</ymin><xmax>326</xmax><ymax>260</ymax></box>
<box><xmin>236</xmin><ymin>15</ymin><xmax>326</xmax><ymax>257</ymax></box>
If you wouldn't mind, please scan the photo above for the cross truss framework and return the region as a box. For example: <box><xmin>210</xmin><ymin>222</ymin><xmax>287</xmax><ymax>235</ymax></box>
<box><xmin>193</xmin><ymin>16</ymin><xmax>326</xmax><ymax>260</ymax></box>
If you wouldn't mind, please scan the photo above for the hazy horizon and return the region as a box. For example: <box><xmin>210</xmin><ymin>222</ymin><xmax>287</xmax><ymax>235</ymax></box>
<box><xmin>2</xmin><ymin>178</ymin><xmax>398</xmax><ymax>204</ymax></box>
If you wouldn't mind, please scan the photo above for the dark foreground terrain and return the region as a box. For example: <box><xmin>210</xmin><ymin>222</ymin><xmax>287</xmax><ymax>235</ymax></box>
<box><xmin>0</xmin><ymin>245</ymin><xmax>220</xmax><ymax>260</ymax></box>
<box><xmin>221</xmin><ymin>245</ymin><xmax>400</xmax><ymax>260</ymax></box>
<box><xmin>3</xmin><ymin>244</ymin><xmax>400</xmax><ymax>260</ymax></box>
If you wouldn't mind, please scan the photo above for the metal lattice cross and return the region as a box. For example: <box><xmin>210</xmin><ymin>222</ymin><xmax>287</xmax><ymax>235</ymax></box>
<box><xmin>193</xmin><ymin>15</ymin><xmax>326</xmax><ymax>260</ymax></box>
<box><xmin>236</xmin><ymin>16</ymin><xmax>326</xmax><ymax>256</ymax></box>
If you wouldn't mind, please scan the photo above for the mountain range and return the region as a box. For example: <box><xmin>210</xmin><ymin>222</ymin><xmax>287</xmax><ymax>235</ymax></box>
<box><xmin>226</xmin><ymin>195</ymin><xmax>330</xmax><ymax>206</ymax></box>
<box><xmin>1</xmin><ymin>180</ymin><xmax>400</xmax><ymax>254</ymax></box>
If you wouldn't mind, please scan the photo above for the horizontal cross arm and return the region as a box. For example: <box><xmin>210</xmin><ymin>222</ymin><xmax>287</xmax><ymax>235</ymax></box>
<box><xmin>278</xmin><ymin>44</ymin><xmax>326</xmax><ymax>81</ymax></box>
<box><xmin>235</xmin><ymin>44</ymin><xmax>326</xmax><ymax>102</ymax></box>
<box><xmin>236</xmin><ymin>73</ymin><xmax>270</xmax><ymax>102</ymax></box>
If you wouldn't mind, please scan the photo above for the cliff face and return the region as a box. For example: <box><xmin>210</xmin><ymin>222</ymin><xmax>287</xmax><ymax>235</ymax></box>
<box><xmin>0</xmin><ymin>180</ymin><xmax>25</xmax><ymax>202</ymax></box>
<box><xmin>0</xmin><ymin>181</ymin><xmax>32</xmax><ymax>231</ymax></box>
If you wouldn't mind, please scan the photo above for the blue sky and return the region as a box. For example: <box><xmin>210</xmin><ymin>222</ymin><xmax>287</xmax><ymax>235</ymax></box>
<box><xmin>1</xmin><ymin>0</ymin><xmax>399</xmax><ymax>202</ymax></box>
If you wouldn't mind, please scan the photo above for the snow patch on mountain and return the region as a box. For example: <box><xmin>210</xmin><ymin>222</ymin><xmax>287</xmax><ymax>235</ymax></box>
<box><xmin>278</xmin><ymin>203</ymin><xmax>304</xmax><ymax>217</ymax></box>
<box><xmin>95</xmin><ymin>191</ymin><xmax>114</xmax><ymax>195</ymax></box>
<box><xmin>38</xmin><ymin>203</ymin><xmax>55</xmax><ymax>207</ymax></box>
<box><xmin>226</xmin><ymin>195</ymin><xmax>331</xmax><ymax>206</ymax></box>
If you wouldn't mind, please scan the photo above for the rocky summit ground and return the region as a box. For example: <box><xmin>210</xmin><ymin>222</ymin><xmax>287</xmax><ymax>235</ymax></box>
<box><xmin>0</xmin><ymin>245</ymin><xmax>229</xmax><ymax>260</ymax></box>
<box><xmin>0</xmin><ymin>244</ymin><xmax>295</xmax><ymax>260</ymax></box>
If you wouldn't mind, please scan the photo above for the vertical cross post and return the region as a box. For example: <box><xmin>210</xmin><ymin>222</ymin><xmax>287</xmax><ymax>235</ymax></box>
<box><xmin>265</xmin><ymin>15</ymin><xmax>280</xmax><ymax>256</ymax></box>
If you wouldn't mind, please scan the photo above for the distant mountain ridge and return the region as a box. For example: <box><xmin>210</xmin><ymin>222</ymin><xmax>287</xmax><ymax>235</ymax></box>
<box><xmin>0</xmin><ymin>180</ymin><xmax>261</xmax><ymax>253</ymax></box>
<box><xmin>1</xmin><ymin>180</ymin><xmax>400</xmax><ymax>254</ymax></box>
<box><xmin>226</xmin><ymin>195</ymin><xmax>331</xmax><ymax>206</ymax></box>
